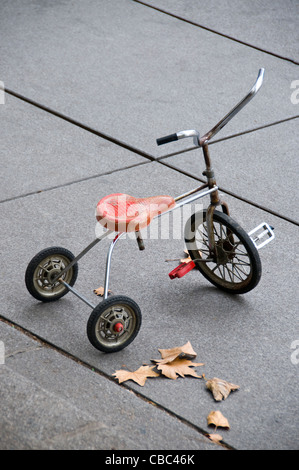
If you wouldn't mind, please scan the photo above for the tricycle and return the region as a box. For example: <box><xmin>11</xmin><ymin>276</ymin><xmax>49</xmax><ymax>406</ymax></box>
<box><xmin>25</xmin><ymin>69</ymin><xmax>274</xmax><ymax>353</ymax></box>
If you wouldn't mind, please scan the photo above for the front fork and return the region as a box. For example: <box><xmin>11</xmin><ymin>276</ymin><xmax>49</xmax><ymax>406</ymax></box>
<box><xmin>202</xmin><ymin>143</ymin><xmax>230</xmax><ymax>258</ymax></box>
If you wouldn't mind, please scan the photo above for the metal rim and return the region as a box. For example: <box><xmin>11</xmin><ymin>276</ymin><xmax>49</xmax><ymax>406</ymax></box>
<box><xmin>94</xmin><ymin>302</ymin><xmax>138</xmax><ymax>349</ymax></box>
<box><xmin>191</xmin><ymin>217</ymin><xmax>253</xmax><ymax>288</ymax></box>
<box><xmin>32</xmin><ymin>254</ymin><xmax>74</xmax><ymax>298</ymax></box>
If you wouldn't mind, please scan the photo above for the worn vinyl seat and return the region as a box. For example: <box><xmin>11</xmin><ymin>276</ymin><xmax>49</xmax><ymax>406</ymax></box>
<box><xmin>96</xmin><ymin>193</ymin><xmax>176</xmax><ymax>233</ymax></box>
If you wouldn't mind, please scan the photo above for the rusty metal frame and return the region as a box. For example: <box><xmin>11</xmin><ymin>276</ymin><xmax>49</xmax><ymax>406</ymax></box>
<box><xmin>52</xmin><ymin>69</ymin><xmax>266</xmax><ymax>306</ymax></box>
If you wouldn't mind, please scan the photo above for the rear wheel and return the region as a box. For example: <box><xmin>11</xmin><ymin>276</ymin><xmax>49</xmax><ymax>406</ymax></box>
<box><xmin>87</xmin><ymin>295</ymin><xmax>142</xmax><ymax>353</ymax></box>
<box><xmin>184</xmin><ymin>210</ymin><xmax>261</xmax><ymax>294</ymax></box>
<box><xmin>25</xmin><ymin>247</ymin><xmax>78</xmax><ymax>302</ymax></box>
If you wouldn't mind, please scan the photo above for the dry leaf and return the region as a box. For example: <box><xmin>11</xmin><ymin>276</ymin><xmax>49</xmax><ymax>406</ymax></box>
<box><xmin>155</xmin><ymin>358</ymin><xmax>204</xmax><ymax>380</ymax></box>
<box><xmin>180</xmin><ymin>249</ymin><xmax>191</xmax><ymax>263</ymax></box>
<box><xmin>94</xmin><ymin>286</ymin><xmax>112</xmax><ymax>296</ymax></box>
<box><xmin>206</xmin><ymin>377</ymin><xmax>240</xmax><ymax>401</ymax></box>
<box><xmin>180</xmin><ymin>256</ymin><xmax>192</xmax><ymax>264</ymax></box>
<box><xmin>156</xmin><ymin>341</ymin><xmax>197</xmax><ymax>364</ymax></box>
<box><xmin>207</xmin><ymin>410</ymin><xmax>230</xmax><ymax>429</ymax></box>
<box><xmin>113</xmin><ymin>365</ymin><xmax>159</xmax><ymax>387</ymax></box>
<box><xmin>207</xmin><ymin>433</ymin><xmax>223</xmax><ymax>444</ymax></box>
<box><xmin>182</xmin><ymin>249</ymin><xmax>201</xmax><ymax>261</ymax></box>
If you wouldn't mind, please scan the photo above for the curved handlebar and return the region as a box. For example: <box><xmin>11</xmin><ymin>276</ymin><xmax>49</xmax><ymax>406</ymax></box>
<box><xmin>156</xmin><ymin>68</ymin><xmax>265</xmax><ymax>147</ymax></box>
<box><xmin>200</xmin><ymin>68</ymin><xmax>264</xmax><ymax>144</ymax></box>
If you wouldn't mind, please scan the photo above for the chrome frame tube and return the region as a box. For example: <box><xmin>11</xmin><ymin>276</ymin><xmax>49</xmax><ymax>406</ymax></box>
<box><xmin>52</xmin><ymin>229</ymin><xmax>113</xmax><ymax>284</ymax></box>
<box><xmin>200</xmin><ymin>68</ymin><xmax>264</xmax><ymax>144</ymax></box>
<box><xmin>59</xmin><ymin>279</ymin><xmax>96</xmax><ymax>309</ymax></box>
<box><xmin>172</xmin><ymin>183</ymin><xmax>208</xmax><ymax>202</ymax></box>
<box><xmin>177</xmin><ymin>129</ymin><xmax>200</xmax><ymax>147</ymax></box>
<box><xmin>103</xmin><ymin>232</ymin><xmax>125</xmax><ymax>299</ymax></box>
<box><xmin>157</xmin><ymin>185</ymin><xmax>219</xmax><ymax>219</ymax></box>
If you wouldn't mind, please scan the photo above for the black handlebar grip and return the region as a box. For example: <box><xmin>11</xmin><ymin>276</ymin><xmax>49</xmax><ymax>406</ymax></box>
<box><xmin>156</xmin><ymin>133</ymin><xmax>178</xmax><ymax>146</ymax></box>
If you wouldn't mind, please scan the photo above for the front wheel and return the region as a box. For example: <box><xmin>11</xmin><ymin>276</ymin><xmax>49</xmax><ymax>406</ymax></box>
<box><xmin>87</xmin><ymin>295</ymin><xmax>142</xmax><ymax>353</ymax></box>
<box><xmin>25</xmin><ymin>246</ymin><xmax>78</xmax><ymax>302</ymax></box>
<box><xmin>184</xmin><ymin>210</ymin><xmax>262</xmax><ymax>294</ymax></box>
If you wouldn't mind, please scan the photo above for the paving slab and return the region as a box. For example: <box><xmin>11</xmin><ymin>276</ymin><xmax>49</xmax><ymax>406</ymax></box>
<box><xmin>0</xmin><ymin>0</ymin><xmax>297</xmax><ymax>157</ymax></box>
<box><xmin>0</xmin><ymin>162</ymin><xmax>298</xmax><ymax>450</ymax></box>
<box><xmin>141</xmin><ymin>0</ymin><xmax>299</xmax><ymax>63</ymax></box>
<box><xmin>161</xmin><ymin>118</ymin><xmax>299</xmax><ymax>223</ymax></box>
<box><xmin>0</xmin><ymin>93</ymin><xmax>145</xmax><ymax>202</ymax></box>
<box><xmin>0</xmin><ymin>321</ymin><xmax>219</xmax><ymax>450</ymax></box>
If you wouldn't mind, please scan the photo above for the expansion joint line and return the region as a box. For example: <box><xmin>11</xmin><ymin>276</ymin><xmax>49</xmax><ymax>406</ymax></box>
<box><xmin>2</xmin><ymin>87</ymin><xmax>156</xmax><ymax>163</ymax></box>
<box><xmin>132</xmin><ymin>0</ymin><xmax>299</xmax><ymax>65</ymax></box>
<box><xmin>1</xmin><ymin>86</ymin><xmax>298</xmax><ymax>226</ymax></box>
<box><xmin>0</xmin><ymin>315</ymin><xmax>235</xmax><ymax>450</ymax></box>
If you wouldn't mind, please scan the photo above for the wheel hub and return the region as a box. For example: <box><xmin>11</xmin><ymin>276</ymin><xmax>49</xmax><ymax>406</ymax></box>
<box><xmin>113</xmin><ymin>322</ymin><xmax>124</xmax><ymax>333</ymax></box>
<box><xmin>103</xmin><ymin>308</ymin><xmax>128</xmax><ymax>337</ymax></box>
<box><xmin>216</xmin><ymin>240</ymin><xmax>235</xmax><ymax>264</ymax></box>
<box><xmin>48</xmin><ymin>268</ymin><xmax>62</xmax><ymax>284</ymax></box>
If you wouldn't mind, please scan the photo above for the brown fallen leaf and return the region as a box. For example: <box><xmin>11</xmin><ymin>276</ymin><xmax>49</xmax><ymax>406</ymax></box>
<box><xmin>182</xmin><ymin>249</ymin><xmax>201</xmax><ymax>263</ymax></box>
<box><xmin>207</xmin><ymin>410</ymin><xmax>230</xmax><ymax>429</ymax></box>
<box><xmin>155</xmin><ymin>358</ymin><xmax>204</xmax><ymax>380</ymax></box>
<box><xmin>206</xmin><ymin>377</ymin><xmax>240</xmax><ymax>401</ymax></box>
<box><xmin>94</xmin><ymin>286</ymin><xmax>112</xmax><ymax>296</ymax></box>
<box><xmin>156</xmin><ymin>341</ymin><xmax>197</xmax><ymax>364</ymax></box>
<box><xmin>180</xmin><ymin>256</ymin><xmax>192</xmax><ymax>264</ymax></box>
<box><xmin>180</xmin><ymin>249</ymin><xmax>191</xmax><ymax>263</ymax></box>
<box><xmin>206</xmin><ymin>433</ymin><xmax>223</xmax><ymax>444</ymax></box>
<box><xmin>113</xmin><ymin>365</ymin><xmax>159</xmax><ymax>387</ymax></box>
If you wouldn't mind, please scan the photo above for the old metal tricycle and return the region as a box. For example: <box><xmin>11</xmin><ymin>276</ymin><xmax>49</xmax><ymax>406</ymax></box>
<box><xmin>25</xmin><ymin>68</ymin><xmax>274</xmax><ymax>353</ymax></box>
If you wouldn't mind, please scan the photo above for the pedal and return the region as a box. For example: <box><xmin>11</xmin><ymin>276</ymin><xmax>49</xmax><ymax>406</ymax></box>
<box><xmin>169</xmin><ymin>261</ymin><xmax>196</xmax><ymax>279</ymax></box>
<box><xmin>248</xmin><ymin>222</ymin><xmax>275</xmax><ymax>250</ymax></box>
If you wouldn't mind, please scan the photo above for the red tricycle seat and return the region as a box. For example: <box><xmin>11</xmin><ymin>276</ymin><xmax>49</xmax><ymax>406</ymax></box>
<box><xmin>96</xmin><ymin>193</ymin><xmax>176</xmax><ymax>232</ymax></box>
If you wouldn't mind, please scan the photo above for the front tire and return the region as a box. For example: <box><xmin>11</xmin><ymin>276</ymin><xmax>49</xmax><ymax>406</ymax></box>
<box><xmin>25</xmin><ymin>246</ymin><xmax>78</xmax><ymax>302</ymax></box>
<box><xmin>184</xmin><ymin>210</ymin><xmax>262</xmax><ymax>294</ymax></box>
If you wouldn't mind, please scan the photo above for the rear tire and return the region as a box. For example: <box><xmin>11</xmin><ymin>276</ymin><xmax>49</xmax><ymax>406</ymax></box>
<box><xmin>25</xmin><ymin>247</ymin><xmax>78</xmax><ymax>302</ymax></box>
<box><xmin>87</xmin><ymin>295</ymin><xmax>142</xmax><ymax>353</ymax></box>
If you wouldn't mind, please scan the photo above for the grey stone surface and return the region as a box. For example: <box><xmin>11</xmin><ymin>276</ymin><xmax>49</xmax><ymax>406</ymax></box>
<box><xmin>142</xmin><ymin>0</ymin><xmax>299</xmax><ymax>63</ymax></box>
<box><xmin>0</xmin><ymin>322</ymin><xmax>218</xmax><ymax>450</ymax></box>
<box><xmin>0</xmin><ymin>163</ymin><xmax>298</xmax><ymax>450</ymax></box>
<box><xmin>0</xmin><ymin>0</ymin><xmax>297</xmax><ymax>157</ymax></box>
<box><xmin>0</xmin><ymin>93</ymin><xmax>144</xmax><ymax>201</ymax></box>
<box><xmin>161</xmin><ymin>118</ymin><xmax>299</xmax><ymax>223</ymax></box>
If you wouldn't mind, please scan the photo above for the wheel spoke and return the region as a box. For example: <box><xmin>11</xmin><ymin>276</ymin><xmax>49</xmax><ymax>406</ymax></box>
<box><xmin>227</xmin><ymin>263</ymin><xmax>245</xmax><ymax>281</ymax></box>
<box><xmin>185</xmin><ymin>210</ymin><xmax>262</xmax><ymax>293</ymax></box>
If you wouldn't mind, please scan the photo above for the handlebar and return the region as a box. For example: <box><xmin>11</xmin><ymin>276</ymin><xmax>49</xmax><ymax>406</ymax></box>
<box><xmin>157</xmin><ymin>130</ymin><xmax>200</xmax><ymax>147</ymax></box>
<box><xmin>156</xmin><ymin>68</ymin><xmax>265</xmax><ymax>147</ymax></box>
<box><xmin>156</xmin><ymin>133</ymin><xmax>178</xmax><ymax>146</ymax></box>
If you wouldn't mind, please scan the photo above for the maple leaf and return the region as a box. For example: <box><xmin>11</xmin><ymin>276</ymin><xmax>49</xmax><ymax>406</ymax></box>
<box><xmin>155</xmin><ymin>358</ymin><xmax>204</xmax><ymax>380</ymax></box>
<box><xmin>113</xmin><ymin>365</ymin><xmax>159</xmax><ymax>387</ymax></box>
<box><xmin>207</xmin><ymin>410</ymin><xmax>230</xmax><ymax>429</ymax></box>
<box><xmin>206</xmin><ymin>377</ymin><xmax>240</xmax><ymax>401</ymax></box>
<box><xmin>156</xmin><ymin>341</ymin><xmax>197</xmax><ymax>364</ymax></box>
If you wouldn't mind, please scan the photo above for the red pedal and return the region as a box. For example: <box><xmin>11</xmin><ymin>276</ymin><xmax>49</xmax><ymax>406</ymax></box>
<box><xmin>169</xmin><ymin>261</ymin><xmax>196</xmax><ymax>279</ymax></box>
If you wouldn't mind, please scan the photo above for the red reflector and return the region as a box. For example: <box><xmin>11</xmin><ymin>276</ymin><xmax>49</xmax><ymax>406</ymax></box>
<box><xmin>114</xmin><ymin>322</ymin><xmax>124</xmax><ymax>333</ymax></box>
